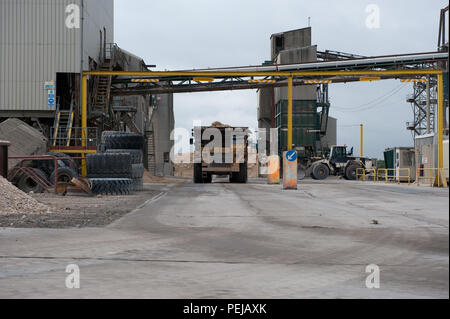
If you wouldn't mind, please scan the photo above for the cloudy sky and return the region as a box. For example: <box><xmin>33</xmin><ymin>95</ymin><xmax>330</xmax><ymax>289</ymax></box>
<box><xmin>114</xmin><ymin>0</ymin><xmax>447</xmax><ymax>158</ymax></box>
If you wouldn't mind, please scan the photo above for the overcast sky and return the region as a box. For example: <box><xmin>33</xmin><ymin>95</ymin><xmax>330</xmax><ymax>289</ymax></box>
<box><xmin>114</xmin><ymin>0</ymin><xmax>448</xmax><ymax>158</ymax></box>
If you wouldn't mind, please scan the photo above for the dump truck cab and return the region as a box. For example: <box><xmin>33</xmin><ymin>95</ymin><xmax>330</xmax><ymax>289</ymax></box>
<box><xmin>192</xmin><ymin>124</ymin><xmax>249</xmax><ymax>184</ymax></box>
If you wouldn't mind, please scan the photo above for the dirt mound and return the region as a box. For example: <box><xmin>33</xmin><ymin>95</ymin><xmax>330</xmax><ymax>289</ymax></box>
<box><xmin>0</xmin><ymin>176</ymin><xmax>50</xmax><ymax>215</ymax></box>
<box><xmin>143</xmin><ymin>170</ymin><xmax>187</xmax><ymax>183</ymax></box>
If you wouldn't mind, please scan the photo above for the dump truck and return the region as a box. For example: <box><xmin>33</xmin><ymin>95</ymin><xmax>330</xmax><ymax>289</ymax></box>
<box><xmin>309</xmin><ymin>145</ymin><xmax>375</xmax><ymax>180</ymax></box>
<box><xmin>191</xmin><ymin>124</ymin><xmax>249</xmax><ymax>184</ymax></box>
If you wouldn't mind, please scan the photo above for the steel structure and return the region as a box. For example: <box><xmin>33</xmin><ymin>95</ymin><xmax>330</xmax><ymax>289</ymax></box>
<box><xmin>110</xmin><ymin>51</ymin><xmax>448</xmax><ymax>96</ymax></box>
<box><xmin>78</xmin><ymin>50</ymin><xmax>448</xmax><ymax>182</ymax></box>
<box><xmin>406</xmin><ymin>77</ymin><xmax>437</xmax><ymax>136</ymax></box>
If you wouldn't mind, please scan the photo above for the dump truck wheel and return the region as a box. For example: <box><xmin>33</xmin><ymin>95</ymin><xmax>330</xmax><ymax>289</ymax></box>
<box><xmin>50</xmin><ymin>167</ymin><xmax>77</xmax><ymax>184</ymax></box>
<box><xmin>238</xmin><ymin>163</ymin><xmax>248</xmax><ymax>183</ymax></box>
<box><xmin>17</xmin><ymin>168</ymin><xmax>47</xmax><ymax>194</ymax></box>
<box><xmin>345</xmin><ymin>163</ymin><xmax>361</xmax><ymax>180</ymax></box>
<box><xmin>105</xmin><ymin>149</ymin><xmax>143</xmax><ymax>164</ymax></box>
<box><xmin>102</xmin><ymin>132</ymin><xmax>144</xmax><ymax>150</ymax></box>
<box><xmin>312</xmin><ymin>163</ymin><xmax>330</xmax><ymax>180</ymax></box>
<box><xmin>203</xmin><ymin>174</ymin><xmax>212</xmax><ymax>184</ymax></box>
<box><xmin>193</xmin><ymin>164</ymin><xmax>203</xmax><ymax>183</ymax></box>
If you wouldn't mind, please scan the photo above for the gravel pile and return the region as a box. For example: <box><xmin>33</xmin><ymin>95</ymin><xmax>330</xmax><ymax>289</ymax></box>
<box><xmin>0</xmin><ymin>176</ymin><xmax>50</xmax><ymax>215</ymax></box>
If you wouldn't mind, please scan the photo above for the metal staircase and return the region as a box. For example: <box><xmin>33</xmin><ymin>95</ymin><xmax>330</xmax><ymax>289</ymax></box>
<box><xmin>90</xmin><ymin>62</ymin><xmax>113</xmax><ymax>119</ymax></box>
<box><xmin>52</xmin><ymin>101</ymin><xmax>75</xmax><ymax>147</ymax></box>
<box><xmin>147</xmin><ymin>130</ymin><xmax>156</xmax><ymax>174</ymax></box>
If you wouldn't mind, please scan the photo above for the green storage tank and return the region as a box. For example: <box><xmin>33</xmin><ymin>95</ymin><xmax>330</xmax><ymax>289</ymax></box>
<box><xmin>275</xmin><ymin>100</ymin><xmax>320</xmax><ymax>156</ymax></box>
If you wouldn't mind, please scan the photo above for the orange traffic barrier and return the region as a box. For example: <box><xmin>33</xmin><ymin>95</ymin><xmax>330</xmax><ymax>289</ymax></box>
<box><xmin>267</xmin><ymin>155</ymin><xmax>280</xmax><ymax>184</ymax></box>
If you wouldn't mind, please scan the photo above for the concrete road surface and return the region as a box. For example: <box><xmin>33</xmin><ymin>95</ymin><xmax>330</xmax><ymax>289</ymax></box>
<box><xmin>0</xmin><ymin>179</ymin><xmax>448</xmax><ymax>298</ymax></box>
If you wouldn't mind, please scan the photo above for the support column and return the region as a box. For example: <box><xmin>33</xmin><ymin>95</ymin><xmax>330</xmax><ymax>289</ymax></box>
<box><xmin>426</xmin><ymin>76</ymin><xmax>431</xmax><ymax>134</ymax></box>
<box><xmin>288</xmin><ymin>76</ymin><xmax>293</xmax><ymax>151</ymax></box>
<box><xmin>360</xmin><ymin>124</ymin><xmax>364</xmax><ymax>157</ymax></box>
<box><xmin>81</xmin><ymin>74</ymin><xmax>88</xmax><ymax>177</ymax></box>
<box><xmin>437</xmin><ymin>73</ymin><xmax>443</xmax><ymax>170</ymax></box>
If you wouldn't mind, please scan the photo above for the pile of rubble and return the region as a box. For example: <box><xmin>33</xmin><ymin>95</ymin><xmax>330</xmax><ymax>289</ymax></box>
<box><xmin>0</xmin><ymin>176</ymin><xmax>50</xmax><ymax>215</ymax></box>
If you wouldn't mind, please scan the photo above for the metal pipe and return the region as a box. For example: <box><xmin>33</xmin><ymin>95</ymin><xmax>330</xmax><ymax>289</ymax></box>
<box><xmin>85</xmin><ymin>69</ymin><xmax>444</xmax><ymax>78</ymax></box>
<box><xmin>173</xmin><ymin>52</ymin><xmax>448</xmax><ymax>73</ymax></box>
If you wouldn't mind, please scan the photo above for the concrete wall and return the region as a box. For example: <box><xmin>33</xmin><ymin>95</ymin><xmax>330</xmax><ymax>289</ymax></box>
<box><xmin>274</xmin><ymin>46</ymin><xmax>317</xmax><ymax>104</ymax></box>
<box><xmin>0</xmin><ymin>0</ymin><xmax>113</xmax><ymax>115</ymax></box>
<box><xmin>321</xmin><ymin>116</ymin><xmax>337</xmax><ymax>148</ymax></box>
<box><xmin>152</xmin><ymin>94</ymin><xmax>175</xmax><ymax>176</ymax></box>
<box><xmin>271</xmin><ymin>27</ymin><xmax>312</xmax><ymax>61</ymax></box>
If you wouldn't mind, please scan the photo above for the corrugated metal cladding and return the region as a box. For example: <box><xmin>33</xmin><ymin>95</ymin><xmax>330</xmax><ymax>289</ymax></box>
<box><xmin>0</xmin><ymin>0</ymin><xmax>114</xmax><ymax>113</ymax></box>
<box><xmin>0</xmin><ymin>0</ymin><xmax>81</xmax><ymax>112</ymax></box>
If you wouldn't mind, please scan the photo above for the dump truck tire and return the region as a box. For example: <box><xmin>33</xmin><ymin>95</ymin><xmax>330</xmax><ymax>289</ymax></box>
<box><xmin>87</xmin><ymin>153</ymin><xmax>132</xmax><ymax>178</ymax></box>
<box><xmin>345</xmin><ymin>163</ymin><xmax>361</xmax><ymax>180</ymax></box>
<box><xmin>193</xmin><ymin>164</ymin><xmax>203</xmax><ymax>183</ymax></box>
<box><xmin>102</xmin><ymin>132</ymin><xmax>144</xmax><ymax>150</ymax></box>
<box><xmin>238</xmin><ymin>163</ymin><xmax>248</xmax><ymax>183</ymax></box>
<box><xmin>131</xmin><ymin>164</ymin><xmax>145</xmax><ymax>179</ymax></box>
<box><xmin>90</xmin><ymin>178</ymin><xmax>133</xmax><ymax>195</ymax></box>
<box><xmin>17</xmin><ymin>168</ymin><xmax>47</xmax><ymax>194</ymax></box>
<box><xmin>312</xmin><ymin>163</ymin><xmax>330</xmax><ymax>180</ymax></box>
<box><xmin>105</xmin><ymin>149</ymin><xmax>143</xmax><ymax>164</ymax></box>
<box><xmin>203</xmin><ymin>174</ymin><xmax>212</xmax><ymax>184</ymax></box>
<box><xmin>49</xmin><ymin>167</ymin><xmax>77</xmax><ymax>184</ymax></box>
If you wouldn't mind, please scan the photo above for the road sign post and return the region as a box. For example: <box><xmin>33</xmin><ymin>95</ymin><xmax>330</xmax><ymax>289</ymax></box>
<box><xmin>283</xmin><ymin>150</ymin><xmax>298</xmax><ymax>190</ymax></box>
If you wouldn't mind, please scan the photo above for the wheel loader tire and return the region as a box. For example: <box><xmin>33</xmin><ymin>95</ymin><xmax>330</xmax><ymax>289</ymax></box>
<box><xmin>49</xmin><ymin>167</ymin><xmax>77</xmax><ymax>184</ymax></box>
<box><xmin>101</xmin><ymin>131</ymin><xmax>144</xmax><ymax>150</ymax></box>
<box><xmin>90</xmin><ymin>178</ymin><xmax>133</xmax><ymax>195</ymax></box>
<box><xmin>86</xmin><ymin>153</ymin><xmax>132</xmax><ymax>178</ymax></box>
<box><xmin>17</xmin><ymin>168</ymin><xmax>48</xmax><ymax>194</ymax></box>
<box><xmin>105</xmin><ymin>149</ymin><xmax>143</xmax><ymax>164</ymax></box>
<box><xmin>345</xmin><ymin>163</ymin><xmax>361</xmax><ymax>180</ymax></box>
<box><xmin>193</xmin><ymin>163</ymin><xmax>203</xmax><ymax>183</ymax></box>
<box><xmin>131</xmin><ymin>164</ymin><xmax>145</xmax><ymax>179</ymax></box>
<box><xmin>311</xmin><ymin>163</ymin><xmax>330</xmax><ymax>180</ymax></box>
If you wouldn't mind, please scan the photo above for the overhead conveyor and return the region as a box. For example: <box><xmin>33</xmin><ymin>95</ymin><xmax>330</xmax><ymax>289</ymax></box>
<box><xmin>108</xmin><ymin>51</ymin><xmax>448</xmax><ymax>96</ymax></box>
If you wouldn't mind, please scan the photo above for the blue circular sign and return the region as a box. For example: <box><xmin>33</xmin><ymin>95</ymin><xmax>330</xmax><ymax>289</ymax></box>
<box><xmin>286</xmin><ymin>150</ymin><xmax>297</xmax><ymax>162</ymax></box>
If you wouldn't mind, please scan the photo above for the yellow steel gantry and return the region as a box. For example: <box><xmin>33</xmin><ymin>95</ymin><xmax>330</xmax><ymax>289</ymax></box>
<box><xmin>81</xmin><ymin>69</ymin><xmax>445</xmax><ymax>183</ymax></box>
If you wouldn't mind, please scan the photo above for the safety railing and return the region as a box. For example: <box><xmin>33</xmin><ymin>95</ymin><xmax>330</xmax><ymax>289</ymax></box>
<box><xmin>377</xmin><ymin>168</ymin><xmax>411</xmax><ymax>184</ymax></box>
<box><xmin>356</xmin><ymin>168</ymin><xmax>377</xmax><ymax>181</ymax></box>
<box><xmin>50</xmin><ymin>127</ymin><xmax>98</xmax><ymax>149</ymax></box>
<box><xmin>416</xmin><ymin>168</ymin><xmax>449</xmax><ymax>187</ymax></box>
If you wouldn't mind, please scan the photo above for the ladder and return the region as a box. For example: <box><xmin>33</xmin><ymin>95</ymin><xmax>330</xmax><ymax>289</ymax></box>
<box><xmin>91</xmin><ymin>62</ymin><xmax>113</xmax><ymax>118</ymax></box>
<box><xmin>52</xmin><ymin>102</ymin><xmax>75</xmax><ymax>147</ymax></box>
<box><xmin>147</xmin><ymin>130</ymin><xmax>156</xmax><ymax>174</ymax></box>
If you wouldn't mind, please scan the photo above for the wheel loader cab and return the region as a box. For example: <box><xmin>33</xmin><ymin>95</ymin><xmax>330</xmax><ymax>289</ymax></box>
<box><xmin>329</xmin><ymin>146</ymin><xmax>349</xmax><ymax>164</ymax></box>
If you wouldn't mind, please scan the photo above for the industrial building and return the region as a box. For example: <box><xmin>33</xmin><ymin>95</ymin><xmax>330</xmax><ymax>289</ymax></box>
<box><xmin>0</xmin><ymin>0</ymin><xmax>174</xmax><ymax>176</ymax></box>
<box><xmin>258</xmin><ymin>27</ymin><xmax>337</xmax><ymax>161</ymax></box>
